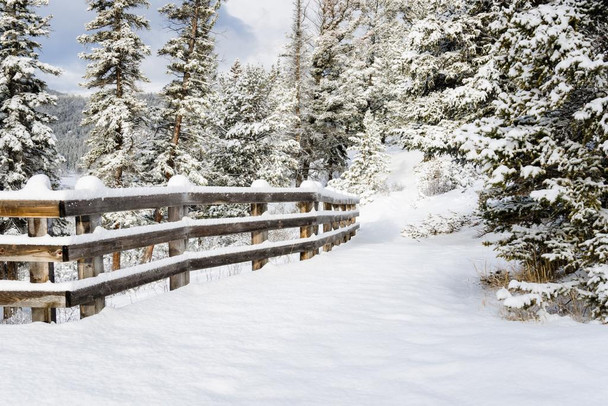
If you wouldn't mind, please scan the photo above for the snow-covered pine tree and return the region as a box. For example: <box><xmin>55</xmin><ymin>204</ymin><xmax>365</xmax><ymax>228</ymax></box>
<box><xmin>355</xmin><ymin>0</ymin><xmax>404</xmax><ymax>136</ymax></box>
<box><xmin>149</xmin><ymin>0</ymin><xmax>221</xmax><ymax>185</ymax></box>
<box><xmin>458</xmin><ymin>0</ymin><xmax>608</xmax><ymax>320</ymax></box>
<box><xmin>309</xmin><ymin>0</ymin><xmax>361</xmax><ymax>181</ymax></box>
<box><xmin>579</xmin><ymin>0</ymin><xmax>608</xmax><ymax>322</ymax></box>
<box><xmin>78</xmin><ymin>0</ymin><xmax>151</xmax><ymax>270</ymax></box>
<box><xmin>209</xmin><ymin>61</ymin><xmax>298</xmax><ymax>188</ymax></box>
<box><xmin>391</xmin><ymin>0</ymin><xmax>499</xmax><ymax>158</ymax></box>
<box><xmin>263</xmin><ymin>65</ymin><xmax>301</xmax><ymax>187</ymax></box>
<box><xmin>283</xmin><ymin>0</ymin><xmax>312</xmax><ymax>185</ymax></box>
<box><xmin>0</xmin><ymin>0</ymin><xmax>64</xmax><ymax>233</ymax></box>
<box><xmin>78</xmin><ymin>0</ymin><xmax>151</xmax><ymax>188</ymax></box>
<box><xmin>328</xmin><ymin>110</ymin><xmax>388</xmax><ymax>203</ymax></box>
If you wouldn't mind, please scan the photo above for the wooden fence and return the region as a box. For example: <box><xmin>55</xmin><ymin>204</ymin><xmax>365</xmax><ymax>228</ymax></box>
<box><xmin>0</xmin><ymin>176</ymin><xmax>359</xmax><ymax>323</ymax></box>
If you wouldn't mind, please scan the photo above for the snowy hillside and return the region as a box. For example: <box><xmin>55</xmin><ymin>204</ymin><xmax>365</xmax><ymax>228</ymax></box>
<box><xmin>2</xmin><ymin>151</ymin><xmax>607</xmax><ymax>405</ymax></box>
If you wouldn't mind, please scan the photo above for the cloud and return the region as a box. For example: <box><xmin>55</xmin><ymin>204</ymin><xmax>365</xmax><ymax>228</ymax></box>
<box><xmin>35</xmin><ymin>0</ymin><xmax>293</xmax><ymax>94</ymax></box>
<box><xmin>214</xmin><ymin>7</ymin><xmax>257</xmax><ymax>69</ymax></box>
<box><xmin>221</xmin><ymin>0</ymin><xmax>293</xmax><ymax>68</ymax></box>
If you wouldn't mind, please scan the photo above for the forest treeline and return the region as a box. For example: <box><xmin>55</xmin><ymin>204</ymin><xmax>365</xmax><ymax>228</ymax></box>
<box><xmin>0</xmin><ymin>0</ymin><xmax>607</xmax><ymax>321</ymax></box>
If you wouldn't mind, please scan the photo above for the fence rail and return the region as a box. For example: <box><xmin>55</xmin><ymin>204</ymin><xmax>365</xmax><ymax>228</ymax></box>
<box><xmin>0</xmin><ymin>176</ymin><xmax>360</xmax><ymax>323</ymax></box>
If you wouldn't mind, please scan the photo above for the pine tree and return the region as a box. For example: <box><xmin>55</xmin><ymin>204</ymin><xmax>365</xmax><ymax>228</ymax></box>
<box><xmin>283</xmin><ymin>0</ymin><xmax>312</xmax><ymax>185</ymax></box>
<box><xmin>309</xmin><ymin>0</ymin><xmax>361</xmax><ymax>180</ymax></box>
<box><xmin>357</xmin><ymin>0</ymin><xmax>404</xmax><ymax>129</ymax></box>
<box><xmin>149</xmin><ymin>0</ymin><xmax>221</xmax><ymax>185</ymax></box>
<box><xmin>391</xmin><ymin>0</ymin><xmax>499</xmax><ymax>157</ymax></box>
<box><xmin>0</xmin><ymin>0</ymin><xmax>63</xmax><ymax>200</ymax></box>
<box><xmin>78</xmin><ymin>0</ymin><xmax>151</xmax><ymax>188</ymax></box>
<box><xmin>209</xmin><ymin>62</ymin><xmax>298</xmax><ymax>188</ymax></box>
<box><xmin>458</xmin><ymin>0</ymin><xmax>608</xmax><ymax>319</ymax></box>
<box><xmin>328</xmin><ymin>111</ymin><xmax>389</xmax><ymax>203</ymax></box>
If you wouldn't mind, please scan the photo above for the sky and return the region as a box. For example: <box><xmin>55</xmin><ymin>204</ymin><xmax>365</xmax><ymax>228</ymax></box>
<box><xmin>37</xmin><ymin>0</ymin><xmax>294</xmax><ymax>94</ymax></box>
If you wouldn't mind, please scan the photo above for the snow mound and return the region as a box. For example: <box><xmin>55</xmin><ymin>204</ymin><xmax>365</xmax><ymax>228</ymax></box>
<box><xmin>23</xmin><ymin>174</ymin><xmax>51</xmax><ymax>193</ymax></box>
<box><xmin>167</xmin><ymin>175</ymin><xmax>192</xmax><ymax>189</ymax></box>
<box><xmin>74</xmin><ymin>176</ymin><xmax>106</xmax><ymax>191</ymax></box>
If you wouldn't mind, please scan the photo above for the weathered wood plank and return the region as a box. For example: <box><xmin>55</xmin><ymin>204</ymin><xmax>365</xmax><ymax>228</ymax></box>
<box><xmin>62</xmin><ymin>192</ymin><xmax>187</xmax><ymax>218</ymax></box>
<box><xmin>0</xmin><ymin>201</ymin><xmax>62</xmax><ymax>218</ymax></box>
<box><xmin>0</xmin><ymin>290</ymin><xmax>66</xmax><ymax>308</ymax></box>
<box><xmin>67</xmin><ymin>261</ymin><xmax>190</xmax><ymax>307</ymax></box>
<box><xmin>0</xmin><ymin>189</ymin><xmax>359</xmax><ymax>219</ymax></box>
<box><xmin>60</xmin><ymin>191</ymin><xmax>320</xmax><ymax>217</ymax></box>
<box><xmin>169</xmin><ymin>206</ymin><xmax>189</xmax><ymax>290</ymax></box>
<box><xmin>0</xmin><ymin>211</ymin><xmax>360</xmax><ymax>263</ymax></box>
<box><xmin>0</xmin><ymin>244</ymin><xmax>64</xmax><ymax>262</ymax></box>
<box><xmin>0</xmin><ymin>211</ymin><xmax>361</xmax><ymax>266</ymax></box>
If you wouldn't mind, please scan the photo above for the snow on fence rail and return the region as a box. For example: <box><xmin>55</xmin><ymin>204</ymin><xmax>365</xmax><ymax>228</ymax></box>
<box><xmin>0</xmin><ymin>176</ymin><xmax>360</xmax><ymax>323</ymax></box>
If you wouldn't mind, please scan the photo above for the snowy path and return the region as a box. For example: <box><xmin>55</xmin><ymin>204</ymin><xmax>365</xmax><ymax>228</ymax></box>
<box><xmin>2</xmin><ymin>153</ymin><xmax>608</xmax><ymax>405</ymax></box>
<box><xmin>2</xmin><ymin>219</ymin><xmax>608</xmax><ymax>404</ymax></box>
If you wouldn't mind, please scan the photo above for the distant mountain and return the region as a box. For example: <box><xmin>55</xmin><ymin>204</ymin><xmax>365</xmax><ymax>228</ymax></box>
<box><xmin>42</xmin><ymin>92</ymin><xmax>89</xmax><ymax>171</ymax></box>
<box><xmin>43</xmin><ymin>92</ymin><xmax>162</xmax><ymax>171</ymax></box>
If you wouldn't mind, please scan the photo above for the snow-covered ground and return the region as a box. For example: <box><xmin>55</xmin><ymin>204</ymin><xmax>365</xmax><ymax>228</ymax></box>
<box><xmin>1</xmin><ymin>152</ymin><xmax>608</xmax><ymax>405</ymax></box>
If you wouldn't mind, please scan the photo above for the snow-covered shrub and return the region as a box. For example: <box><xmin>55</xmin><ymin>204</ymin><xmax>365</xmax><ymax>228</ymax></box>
<box><xmin>496</xmin><ymin>279</ymin><xmax>589</xmax><ymax>322</ymax></box>
<box><xmin>495</xmin><ymin>263</ymin><xmax>608</xmax><ymax>323</ymax></box>
<box><xmin>402</xmin><ymin>213</ymin><xmax>475</xmax><ymax>240</ymax></box>
<box><xmin>415</xmin><ymin>156</ymin><xmax>474</xmax><ymax>197</ymax></box>
<box><xmin>587</xmin><ymin>265</ymin><xmax>608</xmax><ymax>322</ymax></box>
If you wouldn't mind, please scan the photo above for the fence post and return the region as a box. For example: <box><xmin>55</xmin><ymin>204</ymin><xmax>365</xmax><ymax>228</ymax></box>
<box><xmin>167</xmin><ymin>176</ymin><xmax>190</xmax><ymax>290</ymax></box>
<box><xmin>76</xmin><ymin>215</ymin><xmax>105</xmax><ymax>318</ymax></box>
<box><xmin>250</xmin><ymin>180</ymin><xmax>270</xmax><ymax>270</ymax></box>
<box><xmin>313</xmin><ymin>201</ymin><xmax>321</xmax><ymax>256</ymax></box>
<box><xmin>73</xmin><ymin>176</ymin><xmax>107</xmax><ymax>318</ymax></box>
<box><xmin>251</xmin><ymin>202</ymin><xmax>268</xmax><ymax>270</ymax></box>
<box><xmin>22</xmin><ymin>176</ymin><xmax>56</xmax><ymax>323</ymax></box>
<box><xmin>340</xmin><ymin>204</ymin><xmax>351</xmax><ymax>243</ymax></box>
<box><xmin>298</xmin><ymin>201</ymin><xmax>315</xmax><ymax>260</ymax></box>
<box><xmin>28</xmin><ymin>217</ymin><xmax>55</xmax><ymax>323</ymax></box>
<box><xmin>332</xmin><ymin>204</ymin><xmax>342</xmax><ymax>246</ymax></box>
<box><xmin>349</xmin><ymin>203</ymin><xmax>358</xmax><ymax>238</ymax></box>
<box><xmin>323</xmin><ymin>202</ymin><xmax>333</xmax><ymax>252</ymax></box>
<box><xmin>298</xmin><ymin>181</ymin><xmax>318</xmax><ymax>261</ymax></box>
<box><xmin>168</xmin><ymin>205</ymin><xmax>189</xmax><ymax>290</ymax></box>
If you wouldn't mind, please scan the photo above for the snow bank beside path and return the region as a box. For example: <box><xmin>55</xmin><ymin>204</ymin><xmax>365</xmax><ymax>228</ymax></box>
<box><xmin>1</xmin><ymin>151</ymin><xmax>607</xmax><ymax>405</ymax></box>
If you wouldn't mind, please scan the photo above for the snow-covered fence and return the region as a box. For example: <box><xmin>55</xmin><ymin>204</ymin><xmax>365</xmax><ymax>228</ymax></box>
<box><xmin>0</xmin><ymin>176</ymin><xmax>359</xmax><ymax>323</ymax></box>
